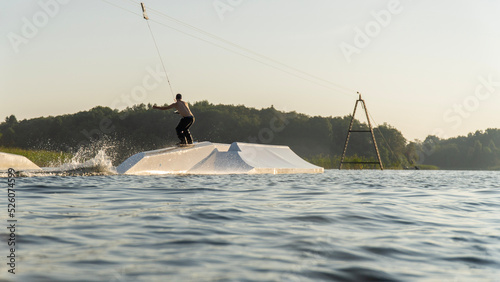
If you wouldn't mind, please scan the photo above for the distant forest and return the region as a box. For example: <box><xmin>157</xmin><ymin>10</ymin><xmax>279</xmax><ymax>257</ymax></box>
<box><xmin>1</xmin><ymin>101</ymin><xmax>500</xmax><ymax>170</ymax></box>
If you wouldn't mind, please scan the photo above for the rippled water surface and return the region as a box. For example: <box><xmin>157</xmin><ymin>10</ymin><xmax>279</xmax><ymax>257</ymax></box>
<box><xmin>2</xmin><ymin>170</ymin><xmax>500</xmax><ymax>281</ymax></box>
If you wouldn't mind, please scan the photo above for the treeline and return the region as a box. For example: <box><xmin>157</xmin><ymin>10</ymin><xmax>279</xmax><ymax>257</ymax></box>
<box><xmin>1</xmin><ymin>101</ymin><xmax>499</xmax><ymax>169</ymax></box>
<box><xmin>419</xmin><ymin>130</ymin><xmax>500</xmax><ymax>170</ymax></box>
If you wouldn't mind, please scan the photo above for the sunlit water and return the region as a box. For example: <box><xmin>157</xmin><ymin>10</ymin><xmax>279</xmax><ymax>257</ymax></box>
<box><xmin>1</xmin><ymin>170</ymin><xmax>500</xmax><ymax>281</ymax></box>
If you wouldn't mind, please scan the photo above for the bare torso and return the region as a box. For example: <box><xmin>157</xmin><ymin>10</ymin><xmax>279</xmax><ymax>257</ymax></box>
<box><xmin>172</xmin><ymin>100</ymin><xmax>193</xmax><ymax>117</ymax></box>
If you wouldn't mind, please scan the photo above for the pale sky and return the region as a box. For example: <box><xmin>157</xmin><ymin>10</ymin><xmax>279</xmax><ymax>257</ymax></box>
<box><xmin>1</xmin><ymin>0</ymin><xmax>499</xmax><ymax>141</ymax></box>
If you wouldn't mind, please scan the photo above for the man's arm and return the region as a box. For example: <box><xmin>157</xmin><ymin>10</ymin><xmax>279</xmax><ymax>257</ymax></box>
<box><xmin>153</xmin><ymin>102</ymin><xmax>176</xmax><ymax>110</ymax></box>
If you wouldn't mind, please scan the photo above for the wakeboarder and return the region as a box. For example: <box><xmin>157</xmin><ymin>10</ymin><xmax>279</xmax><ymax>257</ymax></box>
<box><xmin>153</xmin><ymin>93</ymin><xmax>195</xmax><ymax>145</ymax></box>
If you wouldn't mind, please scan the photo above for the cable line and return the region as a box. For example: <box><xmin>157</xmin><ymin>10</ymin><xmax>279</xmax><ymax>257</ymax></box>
<box><xmin>102</xmin><ymin>0</ymin><xmax>357</xmax><ymax>97</ymax></box>
<box><xmin>144</xmin><ymin>4</ymin><xmax>356</xmax><ymax>95</ymax></box>
<box><xmin>147</xmin><ymin>18</ymin><xmax>351</xmax><ymax>94</ymax></box>
<box><xmin>141</xmin><ymin>2</ymin><xmax>175</xmax><ymax>101</ymax></box>
<box><xmin>113</xmin><ymin>0</ymin><xmax>356</xmax><ymax>96</ymax></box>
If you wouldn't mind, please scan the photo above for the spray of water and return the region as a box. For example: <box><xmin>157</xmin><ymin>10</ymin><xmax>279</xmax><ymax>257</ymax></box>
<box><xmin>8</xmin><ymin>138</ymin><xmax>119</xmax><ymax>177</ymax></box>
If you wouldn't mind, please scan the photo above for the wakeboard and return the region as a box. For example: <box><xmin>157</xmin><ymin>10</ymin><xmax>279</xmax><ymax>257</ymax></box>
<box><xmin>177</xmin><ymin>144</ymin><xmax>195</xmax><ymax>148</ymax></box>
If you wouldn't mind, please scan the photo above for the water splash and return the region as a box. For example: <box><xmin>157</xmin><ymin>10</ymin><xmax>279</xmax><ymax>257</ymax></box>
<box><xmin>12</xmin><ymin>140</ymin><xmax>119</xmax><ymax>177</ymax></box>
<box><xmin>56</xmin><ymin>147</ymin><xmax>116</xmax><ymax>175</ymax></box>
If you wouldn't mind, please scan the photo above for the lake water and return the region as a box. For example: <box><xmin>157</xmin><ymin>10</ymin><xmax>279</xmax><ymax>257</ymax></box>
<box><xmin>1</xmin><ymin>170</ymin><xmax>500</xmax><ymax>281</ymax></box>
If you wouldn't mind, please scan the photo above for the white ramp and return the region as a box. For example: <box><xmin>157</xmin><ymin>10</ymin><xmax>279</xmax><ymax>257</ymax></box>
<box><xmin>117</xmin><ymin>142</ymin><xmax>323</xmax><ymax>175</ymax></box>
<box><xmin>190</xmin><ymin>142</ymin><xmax>323</xmax><ymax>174</ymax></box>
<box><xmin>116</xmin><ymin>142</ymin><xmax>218</xmax><ymax>175</ymax></box>
<box><xmin>187</xmin><ymin>149</ymin><xmax>254</xmax><ymax>174</ymax></box>
<box><xmin>0</xmin><ymin>152</ymin><xmax>41</xmax><ymax>171</ymax></box>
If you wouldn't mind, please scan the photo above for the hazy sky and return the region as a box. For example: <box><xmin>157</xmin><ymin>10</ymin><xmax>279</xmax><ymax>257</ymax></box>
<box><xmin>1</xmin><ymin>0</ymin><xmax>499</xmax><ymax>141</ymax></box>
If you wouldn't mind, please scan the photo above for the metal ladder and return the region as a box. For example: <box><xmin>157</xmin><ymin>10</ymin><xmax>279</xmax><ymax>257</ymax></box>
<box><xmin>339</xmin><ymin>92</ymin><xmax>383</xmax><ymax>170</ymax></box>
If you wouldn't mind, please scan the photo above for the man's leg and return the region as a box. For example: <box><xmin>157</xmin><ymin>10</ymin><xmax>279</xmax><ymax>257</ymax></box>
<box><xmin>175</xmin><ymin>119</ymin><xmax>187</xmax><ymax>144</ymax></box>
<box><xmin>184</xmin><ymin>117</ymin><xmax>195</xmax><ymax>144</ymax></box>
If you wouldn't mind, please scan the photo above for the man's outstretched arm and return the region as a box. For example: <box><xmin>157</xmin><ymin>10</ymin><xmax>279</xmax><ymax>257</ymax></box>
<box><xmin>153</xmin><ymin>103</ymin><xmax>175</xmax><ymax>110</ymax></box>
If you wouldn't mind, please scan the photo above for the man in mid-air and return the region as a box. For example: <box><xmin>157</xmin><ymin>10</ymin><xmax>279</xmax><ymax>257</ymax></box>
<box><xmin>153</xmin><ymin>93</ymin><xmax>195</xmax><ymax>145</ymax></box>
